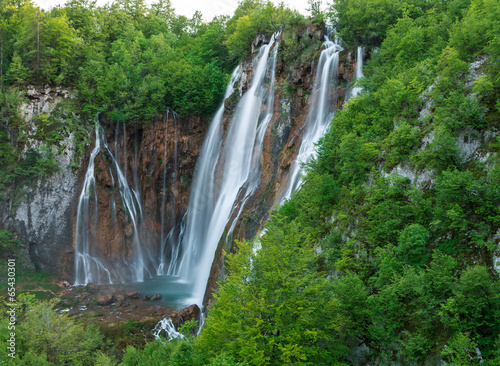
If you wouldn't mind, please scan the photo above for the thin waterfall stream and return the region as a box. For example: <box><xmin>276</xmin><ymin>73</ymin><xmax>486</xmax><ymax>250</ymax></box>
<box><xmin>74</xmin><ymin>116</ymin><xmax>148</xmax><ymax>285</ymax></box>
<box><xmin>281</xmin><ymin>30</ymin><xmax>343</xmax><ymax>201</ymax></box>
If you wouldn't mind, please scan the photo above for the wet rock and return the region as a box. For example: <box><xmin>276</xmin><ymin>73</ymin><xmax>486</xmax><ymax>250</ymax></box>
<box><xmin>142</xmin><ymin>295</ymin><xmax>151</xmax><ymax>301</ymax></box>
<box><xmin>127</xmin><ymin>291</ymin><xmax>140</xmax><ymax>299</ymax></box>
<box><xmin>116</xmin><ymin>294</ymin><xmax>126</xmax><ymax>302</ymax></box>
<box><xmin>170</xmin><ymin>304</ymin><xmax>200</xmax><ymax>327</ymax></box>
<box><xmin>59</xmin><ymin>280</ymin><xmax>71</xmax><ymax>288</ymax></box>
<box><xmin>124</xmin><ymin>223</ymin><xmax>133</xmax><ymax>237</ymax></box>
<box><xmin>86</xmin><ymin>283</ymin><xmax>98</xmax><ymax>294</ymax></box>
<box><xmin>252</xmin><ymin>32</ymin><xmax>271</xmax><ymax>53</ymax></box>
<box><xmin>151</xmin><ymin>293</ymin><xmax>163</xmax><ymax>301</ymax></box>
<box><xmin>97</xmin><ymin>294</ymin><xmax>115</xmax><ymax>306</ymax></box>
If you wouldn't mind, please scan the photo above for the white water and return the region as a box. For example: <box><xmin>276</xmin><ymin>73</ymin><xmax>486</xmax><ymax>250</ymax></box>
<box><xmin>350</xmin><ymin>46</ymin><xmax>364</xmax><ymax>98</ymax></box>
<box><xmin>158</xmin><ymin>109</ymin><xmax>179</xmax><ymax>275</ymax></box>
<box><xmin>74</xmin><ymin>116</ymin><xmax>147</xmax><ymax>285</ymax></box>
<box><xmin>74</xmin><ymin>117</ymin><xmax>113</xmax><ymax>285</ymax></box>
<box><xmin>167</xmin><ymin>33</ymin><xmax>280</xmax><ymax>307</ymax></box>
<box><xmin>281</xmin><ymin>32</ymin><xmax>343</xmax><ymax>201</ymax></box>
<box><xmin>152</xmin><ymin>318</ymin><xmax>184</xmax><ymax>341</ymax></box>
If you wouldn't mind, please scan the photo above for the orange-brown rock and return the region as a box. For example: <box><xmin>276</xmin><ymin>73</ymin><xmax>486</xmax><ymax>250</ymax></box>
<box><xmin>169</xmin><ymin>304</ymin><xmax>200</xmax><ymax>328</ymax></box>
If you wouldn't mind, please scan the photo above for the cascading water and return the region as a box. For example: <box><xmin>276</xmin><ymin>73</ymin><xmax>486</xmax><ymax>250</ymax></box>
<box><xmin>156</xmin><ymin>65</ymin><xmax>242</xmax><ymax>277</ymax></box>
<box><xmin>152</xmin><ymin>318</ymin><xmax>184</xmax><ymax>341</ymax></box>
<box><xmin>163</xmin><ymin>33</ymin><xmax>279</xmax><ymax>308</ymax></box>
<box><xmin>74</xmin><ymin>117</ymin><xmax>113</xmax><ymax>285</ymax></box>
<box><xmin>157</xmin><ymin>108</ymin><xmax>180</xmax><ymax>275</ymax></box>
<box><xmin>74</xmin><ymin>115</ymin><xmax>148</xmax><ymax>285</ymax></box>
<box><xmin>350</xmin><ymin>46</ymin><xmax>364</xmax><ymax>98</ymax></box>
<box><xmin>281</xmin><ymin>30</ymin><xmax>343</xmax><ymax>201</ymax></box>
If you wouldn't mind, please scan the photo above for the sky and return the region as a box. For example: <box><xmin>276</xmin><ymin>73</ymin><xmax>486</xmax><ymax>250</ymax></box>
<box><xmin>33</xmin><ymin>0</ymin><xmax>311</xmax><ymax>21</ymax></box>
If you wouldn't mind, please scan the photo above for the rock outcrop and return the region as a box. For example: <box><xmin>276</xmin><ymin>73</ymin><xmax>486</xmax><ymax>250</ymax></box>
<box><xmin>2</xmin><ymin>86</ymin><xmax>81</xmax><ymax>276</ymax></box>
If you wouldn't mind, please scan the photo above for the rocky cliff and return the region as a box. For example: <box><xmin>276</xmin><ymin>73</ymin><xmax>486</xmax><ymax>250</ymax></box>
<box><xmin>2</xmin><ymin>86</ymin><xmax>80</xmax><ymax>275</ymax></box>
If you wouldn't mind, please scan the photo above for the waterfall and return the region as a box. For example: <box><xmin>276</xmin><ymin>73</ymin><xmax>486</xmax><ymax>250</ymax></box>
<box><xmin>350</xmin><ymin>46</ymin><xmax>364</xmax><ymax>98</ymax></box>
<box><xmin>157</xmin><ymin>64</ymin><xmax>242</xmax><ymax>279</ymax></box>
<box><xmin>165</xmin><ymin>33</ymin><xmax>279</xmax><ymax>307</ymax></box>
<box><xmin>152</xmin><ymin>318</ymin><xmax>184</xmax><ymax>341</ymax></box>
<box><xmin>281</xmin><ymin>31</ymin><xmax>343</xmax><ymax>201</ymax></box>
<box><xmin>74</xmin><ymin>115</ymin><xmax>148</xmax><ymax>285</ymax></box>
<box><xmin>74</xmin><ymin>117</ymin><xmax>113</xmax><ymax>285</ymax></box>
<box><xmin>158</xmin><ymin>109</ymin><xmax>180</xmax><ymax>275</ymax></box>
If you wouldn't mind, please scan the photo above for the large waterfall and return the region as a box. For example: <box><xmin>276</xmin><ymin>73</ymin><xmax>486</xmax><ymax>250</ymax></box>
<box><xmin>157</xmin><ymin>67</ymin><xmax>242</xmax><ymax>277</ymax></box>
<box><xmin>281</xmin><ymin>32</ymin><xmax>343</xmax><ymax>201</ymax></box>
<box><xmin>166</xmin><ymin>33</ymin><xmax>280</xmax><ymax>306</ymax></box>
<box><xmin>74</xmin><ymin>116</ymin><xmax>148</xmax><ymax>285</ymax></box>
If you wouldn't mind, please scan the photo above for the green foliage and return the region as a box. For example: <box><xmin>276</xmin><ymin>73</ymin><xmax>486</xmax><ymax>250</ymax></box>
<box><xmin>119</xmin><ymin>338</ymin><xmax>203</xmax><ymax>366</ymax></box>
<box><xmin>0</xmin><ymin>297</ymin><xmax>105</xmax><ymax>365</ymax></box>
<box><xmin>198</xmin><ymin>0</ymin><xmax>500</xmax><ymax>364</ymax></box>
<box><xmin>0</xmin><ymin>0</ymin><xmax>306</xmax><ymax>120</ymax></box>
<box><xmin>21</xmin><ymin>300</ymin><xmax>104</xmax><ymax>364</ymax></box>
<box><xmin>197</xmin><ymin>220</ymin><xmax>346</xmax><ymax>365</ymax></box>
<box><xmin>0</xmin><ymin>229</ymin><xmax>21</xmax><ymax>257</ymax></box>
<box><xmin>224</xmin><ymin>0</ymin><xmax>302</xmax><ymax>61</ymax></box>
<box><xmin>396</xmin><ymin>224</ymin><xmax>430</xmax><ymax>267</ymax></box>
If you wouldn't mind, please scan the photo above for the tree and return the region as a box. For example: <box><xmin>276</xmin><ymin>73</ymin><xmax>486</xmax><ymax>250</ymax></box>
<box><xmin>8</xmin><ymin>51</ymin><xmax>28</xmax><ymax>86</ymax></box>
<box><xmin>197</xmin><ymin>218</ymin><xmax>346</xmax><ymax>365</ymax></box>
<box><xmin>20</xmin><ymin>300</ymin><xmax>104</xmax><ymax>365</ymax></box>
<box><xmin>150</xmin><ymin>0</ymin><xmax>173</xmax><ymax>22</ymax></box>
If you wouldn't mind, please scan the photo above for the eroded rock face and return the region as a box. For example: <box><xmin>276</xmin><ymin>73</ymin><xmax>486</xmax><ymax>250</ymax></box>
<box><xmin>80</xmin><ymin>115</ymin><xmax>206</xmax><ymax>282</ymax></box>
<box><xmin>4</xmin><ymin>86</ymin><xmax>81</xmax><ymax>276</ymax></box>
<box><xmin>169</xmin><ymin>304</ymin><xmax>200</xmax><ymax>328</ymax></box>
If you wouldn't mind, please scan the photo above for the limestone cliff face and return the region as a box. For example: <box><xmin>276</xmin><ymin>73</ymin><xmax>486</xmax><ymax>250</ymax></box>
<box><xmin>2</xmin><ymin>86</ymin><xmax>81</xmax><ymax>276</ymax></box>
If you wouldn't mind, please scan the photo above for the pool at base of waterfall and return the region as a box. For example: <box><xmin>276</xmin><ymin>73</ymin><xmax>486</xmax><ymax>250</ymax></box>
<box><xmin>96</xmin><ymin>274</ymin><xmax>196</xmax><ymax>310</ymax></box>
<box><xmin>120</xmin><ymin>275</ymin><xmax>197</xmax><ymax>309</ymax></box>
<box><xmin>53</xmin><ymin>275</ymin><xmax>198</xmax><ymax>328</ymax></box>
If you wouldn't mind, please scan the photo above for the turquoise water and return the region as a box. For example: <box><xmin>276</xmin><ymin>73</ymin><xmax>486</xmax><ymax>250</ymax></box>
<box><xmin>99</xmin><ymin>275</ymin><xmax>195</xmax><ymax>310</ymax></box>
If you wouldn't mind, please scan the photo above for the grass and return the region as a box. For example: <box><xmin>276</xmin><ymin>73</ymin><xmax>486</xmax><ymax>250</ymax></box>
<box><xmin>0</xmin><ymin>270</ymin><xmax>61</xmax><ymax>300</ymax></box>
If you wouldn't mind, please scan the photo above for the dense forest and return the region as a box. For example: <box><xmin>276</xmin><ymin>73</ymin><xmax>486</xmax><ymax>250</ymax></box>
<box><xmin>1</xmin><ymin>0</ymin><xmax>500</xmax><ymax>364</ymax></box>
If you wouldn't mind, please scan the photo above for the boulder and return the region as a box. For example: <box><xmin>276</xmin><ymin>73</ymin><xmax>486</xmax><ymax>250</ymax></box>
<box><xmin>142</xmin><ymin>295</ymin><xmax>151</xmax><ymax>301</ymax></box>
<box><xmin>58</xmin><ymin>280</ymin><xmax>71</xmax><ymax>289</ymax></box>
<box><xmin>151</xmin><ymin>293</ymin><xmax>163</xmax><ymax>301</ymax></box>
<box><xmin>97</xmin><ymin>294</ymin><xmax>114</xmax><ymax>306</ymax></box>
<box><xmin>127</xmin><ymin>291</ymin><xmax>140</xmax><ymax>299</ymax></box>
<box><xmin>170</xmin><ymin>304</ymin><xmax>200</xmax><ymax>327</ymax></box>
